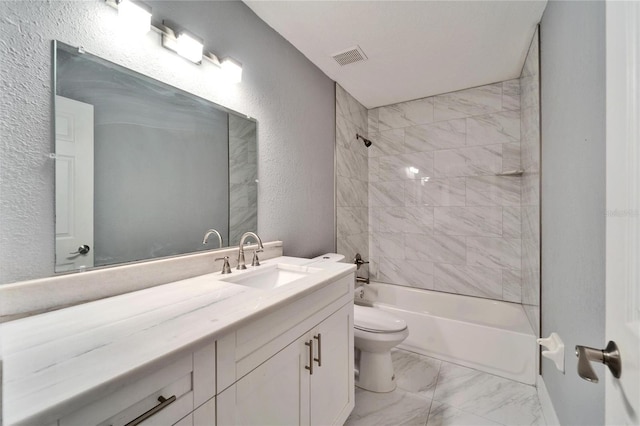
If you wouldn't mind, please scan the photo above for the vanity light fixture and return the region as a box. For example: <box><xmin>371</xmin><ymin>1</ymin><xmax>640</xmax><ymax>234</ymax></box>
<box><xmin>176</xmin><ymin>31</ymin><xmax>204</xmax><ymax>64</ymax></box>
<box><xmin>114</xmin><ymin>0</ymin><xmax>151</xmax><ymax>35</ymax></box>
<box><xmin>105</xmin><ymin>1</ymin><xmax>243</xmax><ymax>82</ymax></box>
<box><xmin>162</xmin><ymin>26</ymin><xmax>204</xmax><ymax>64</ymax></box>
<box><xmin>221</xmin><ymin>57</ymin><xmax>243</xmax><ymax>83</ymax></box>
<box><xmin>204</xmin><ymin>52</ymin><xmax>243</xmax><ymax>83</ymax></box>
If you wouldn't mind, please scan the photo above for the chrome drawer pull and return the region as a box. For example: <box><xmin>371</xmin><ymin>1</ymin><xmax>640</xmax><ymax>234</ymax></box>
<box><xmin>314</xmin><ymin>333</ymin><xmax>322</xmax><ymax>367</ymax></box>
<box><xmin>124</xmin><ymin>395</ymin><xmax>177</xmax><ymax>426</ymax></box>
<box><xmin>305</xmin><ymin>340</ymin><xmax>314</xmax><ymax>375</ymax></box>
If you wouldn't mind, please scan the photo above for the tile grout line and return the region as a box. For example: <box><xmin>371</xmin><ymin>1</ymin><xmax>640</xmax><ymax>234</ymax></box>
<box><xmin>424</xmin><ymin>357</ymin><xmax>443</xmax><ymax>425</ymax></box>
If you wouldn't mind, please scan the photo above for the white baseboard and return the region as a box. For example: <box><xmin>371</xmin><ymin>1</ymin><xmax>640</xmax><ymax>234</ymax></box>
<box><xmin>537</xmin><ymin>374</ymin><xmax>561</xmax><ymax>425</ymax></box>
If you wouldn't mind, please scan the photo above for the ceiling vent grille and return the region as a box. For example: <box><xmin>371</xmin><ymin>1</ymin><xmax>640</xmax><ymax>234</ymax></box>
<box><xmin>331</xmin><ymin>45</ymin><xmax>367</xmax><ymax>66</ymax></box>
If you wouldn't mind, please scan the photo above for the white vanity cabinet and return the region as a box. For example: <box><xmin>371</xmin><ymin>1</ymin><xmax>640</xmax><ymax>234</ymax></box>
<box><xmin>2</xmin><ymin>258</ymin><xmax>355</xmax><ymax>426</ymax></box>
<box><xmin>216</xmin><ymin>276</ymin><xmax>354</xmax><ymax>426</ymax></box>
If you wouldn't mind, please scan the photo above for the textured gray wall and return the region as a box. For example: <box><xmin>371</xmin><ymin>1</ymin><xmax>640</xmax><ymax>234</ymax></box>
<box><xmin>540</xmin><ymin>1</ymin><xmax>606</xmax><ymax>424</ymax></box>
<box><xmin>0</xmin><ymin>0</ymin><xmax>335</xmax><ymax>284</ymax></box>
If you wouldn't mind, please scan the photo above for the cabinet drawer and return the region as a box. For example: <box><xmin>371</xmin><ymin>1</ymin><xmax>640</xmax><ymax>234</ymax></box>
<box><xmin>59</xmin><ymin>355</ymin><xmax>193</xmax><ymax>426</ymax></box>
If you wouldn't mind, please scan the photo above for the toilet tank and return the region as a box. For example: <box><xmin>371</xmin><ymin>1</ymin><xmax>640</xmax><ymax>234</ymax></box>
<box><xmin>307</xmin><ymin>253</ymin><xmax>345</xmax><ymax>264</ymax></box>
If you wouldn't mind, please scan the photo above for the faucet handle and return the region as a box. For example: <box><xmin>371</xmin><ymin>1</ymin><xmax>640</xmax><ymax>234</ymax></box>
<box><xmin>251</xmin><ymin>249</ymin><xmax>264</xmax><ymax>267</ymax></box>
<box><xmin>215</xmin><ymin>256</ymin><xmax>232</xmax><ymax>274</ymax></box>
<box><xmin>353</xmin><ymin>253</ymin><xmax>369</xmax><ymax>270</ymax></box>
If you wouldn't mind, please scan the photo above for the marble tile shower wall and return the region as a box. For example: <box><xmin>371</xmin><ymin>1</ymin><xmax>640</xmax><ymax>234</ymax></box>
<box><xmin>367</xmin><ymin>81</ymin><xmax>523</xmax><ymax>302</ymax></box>
<box><xmin>336</xmin><ymin>84</ymin><xmax>369</xmax><ymax>263</ymax></box>
<box><xmin>229</xmin><ymin>115</ymin><xmax>258</xmax><ymax>246</ymax></box>
<box><xmin>520</xmin><ymin>28</ymin><xmax>541</xmax><ymax>334</ymax></box>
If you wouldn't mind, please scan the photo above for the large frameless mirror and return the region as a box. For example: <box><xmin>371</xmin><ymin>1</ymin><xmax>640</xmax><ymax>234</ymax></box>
<box><xmin>54</xmin><ymin>41</ymin><xmax>257</xmax><ymax>273</ymax></box>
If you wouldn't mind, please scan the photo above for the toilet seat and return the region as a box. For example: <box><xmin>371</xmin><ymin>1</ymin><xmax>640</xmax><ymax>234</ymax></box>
<box><xmin>354</xmin><ymin>305</ymin><xmax>407</xmax><ymax>333</ymax></box>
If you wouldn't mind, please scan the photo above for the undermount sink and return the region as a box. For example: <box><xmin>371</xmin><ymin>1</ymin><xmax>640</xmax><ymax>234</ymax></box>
<box><xmin>220</xmin><ymin>263</ymin><xmax>322</xmax><ymax>290</ymax></box>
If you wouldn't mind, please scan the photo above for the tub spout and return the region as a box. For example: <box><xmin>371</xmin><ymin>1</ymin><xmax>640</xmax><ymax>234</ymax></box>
<box><xmin>356</xmin><ymin>276</ymin><xmax>370</xmax><ymax>285</ymax></box>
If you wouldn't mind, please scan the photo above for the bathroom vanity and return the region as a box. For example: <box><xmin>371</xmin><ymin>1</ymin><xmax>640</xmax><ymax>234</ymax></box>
<box><xmin>0</xmin><ymin>256</ymin><xmax>355</xmax><ymax>426</ymax></box>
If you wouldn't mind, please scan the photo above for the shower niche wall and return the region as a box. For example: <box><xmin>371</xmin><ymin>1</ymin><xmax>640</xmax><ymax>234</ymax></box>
<box><xmin>335</xmin><ymin>29</ymin><xmax>541</xmax><ymax>336</ymax></box>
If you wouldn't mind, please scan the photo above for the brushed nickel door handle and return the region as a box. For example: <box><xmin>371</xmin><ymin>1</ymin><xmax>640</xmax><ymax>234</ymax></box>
<box><xmin>69</xmin><ymin>244</ymin><xmax>90</xmax><ymax>255</ymax></box>
<box><xmin>123</xmin><ymin>395</ymin><xmax>176</xmax><ymax>426</ymax></box>
<box><xmin>305</xmin><ymin>339</ymin><xmax>314</xmax><ymax>375</ymax></box>
<box><xmin>575</xmin><ymin>341</ymin><xmax>621</xmax><ymax>383</ymax></box>
<box><xmin>313</xmin><ymin>333</ymin><xmax>322</xmax><ymax>367</ymax></box>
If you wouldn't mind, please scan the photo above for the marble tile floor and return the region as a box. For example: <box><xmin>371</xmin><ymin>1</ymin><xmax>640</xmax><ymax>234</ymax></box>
<box><xmin>345</xmin><ymin>349</ymin><xmax>545</xmax><ymax>426</ymax></box>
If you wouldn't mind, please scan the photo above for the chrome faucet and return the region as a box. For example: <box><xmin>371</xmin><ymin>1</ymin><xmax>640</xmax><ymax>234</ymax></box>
<box><xmin>202</xmin><ymin>229</ymin><xmax>223</xmax><ymax>248</ymax></box>
<box><xmin>237</xmin><ymin>232</ymin><xmax>264</xmax><ymax>270</ymax></box>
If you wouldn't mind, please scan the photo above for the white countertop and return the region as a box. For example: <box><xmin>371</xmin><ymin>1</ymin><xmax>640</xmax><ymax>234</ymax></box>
<box><xmin>0</xmin><ymin>256</ymin><xmax>355</xmax><ymax>425</ymax></box>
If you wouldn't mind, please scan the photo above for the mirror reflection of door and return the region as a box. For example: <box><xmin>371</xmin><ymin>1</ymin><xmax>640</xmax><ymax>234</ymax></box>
<box><xmin>55</xmin><ymin>95</ymin><xmax>94</xmax><ymax>272</ymax></box>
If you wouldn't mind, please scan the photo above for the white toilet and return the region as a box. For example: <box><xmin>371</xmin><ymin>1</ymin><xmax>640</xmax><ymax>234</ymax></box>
<box><xmin>354</xmin><ymin>304</ymin><xmax>409</xmax><ymax>393</ymax></box>
<box><xmin>307</xmin><ymin>253</ymin><xmax>409</xmax><ymax>392</ymax></box>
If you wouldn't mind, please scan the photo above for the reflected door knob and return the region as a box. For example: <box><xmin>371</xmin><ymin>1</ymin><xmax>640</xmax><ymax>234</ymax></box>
<box><xmin>70</xmin><ymin>244</ymin><xmax>91</xmax><ymax>255</ymax></box>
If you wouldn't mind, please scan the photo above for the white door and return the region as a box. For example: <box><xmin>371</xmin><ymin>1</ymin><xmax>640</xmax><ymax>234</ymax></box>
<box><xmin>606</xmin><ymin>1</ymin><xmax>640</xmax><ymax>424</ymax></box>
<box><xmin>55</xmin><ymin>95</ymin><xmax>94</xmax><ymax>272</ymax></box>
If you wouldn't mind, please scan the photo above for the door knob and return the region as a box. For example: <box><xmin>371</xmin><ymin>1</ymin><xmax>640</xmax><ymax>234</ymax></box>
<box><xmin>69</xmin><ymin>244</ymin><xmax>90</xmax><ymax>255</ymax></box>
<box><xmin>575</xmin><ymin>340</ymin><xmax>621</xmax><ymax>383</ymax></box>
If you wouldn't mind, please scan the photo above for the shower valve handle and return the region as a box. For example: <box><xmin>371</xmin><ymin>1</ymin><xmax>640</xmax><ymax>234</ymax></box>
<box><xmin>353</xmin><ymin>253</ymin><xmax>369</xmax><ymax>270</ymax></box>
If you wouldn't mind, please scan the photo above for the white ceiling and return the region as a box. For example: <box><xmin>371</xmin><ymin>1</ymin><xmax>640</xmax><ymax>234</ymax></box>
<box><xmin>244</xmin><ymin>1</ymin><xmax>547</xmax><ymax>108</ymax></box>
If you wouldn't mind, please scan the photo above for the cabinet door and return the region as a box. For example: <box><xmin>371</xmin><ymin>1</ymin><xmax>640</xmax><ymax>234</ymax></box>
<box><xmin>174</xmin><ymin>413</ymin><xmax>193</xmax><ymax>426</ymax></box>
<box><xmin>193</xmin><ymin>397</ymin><xmax>215</xmax><ymax>426</ymax></box>
<box><xmin>310</xmin><ymin>303</ymin><xmax>354</xmax><ymax>426</ymax></box>
<box><xmin>217</xmin><ymin>338</ymin><xmax>311</xmax><ymax>426</ymax></box>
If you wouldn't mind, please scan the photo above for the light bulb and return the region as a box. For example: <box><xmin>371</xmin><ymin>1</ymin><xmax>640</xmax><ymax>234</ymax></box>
<box><xmin>221</xmin><ymin>57</ymin><xmax>242</xmax><ymax>83</ymax></box>
<box><xmin>176</xmin><ymin>32</ymin><xmax>203</xmax><ymax>63</ymax></box>
<box><xmin>117</xmin><ymin>0</ymin><xmax>151</xmax><ymax>35</ymax></box>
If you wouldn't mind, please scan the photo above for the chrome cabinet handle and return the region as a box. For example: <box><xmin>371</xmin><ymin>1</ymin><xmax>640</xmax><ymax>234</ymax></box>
<box><xmin>575</xmin><ymin>341</ymin><xmax>621</xmax><ymax>383</ymax></box>
<box><xmin>124</xmin><ymin>395</ymin><xmax>176</xmax><ymax>426</ymax></box>
<box><xmin>314</xmin><ymin>333</ymin><xmax>322</xmax><ymax>367</ymax></box>
<box><xmin>69</xmin><ymin>244</ymin><xmax>90</xmax><ymax>255</ymax></box>
<box><xmin>305</xmin><ymin>339</ymin><xmax>314</xmax><ymax>375</ymax></box>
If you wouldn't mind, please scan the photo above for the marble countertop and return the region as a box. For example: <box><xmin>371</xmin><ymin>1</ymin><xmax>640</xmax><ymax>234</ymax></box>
<box><xmin>0</xmin><ymin>256</ymin><xmax>355</xmax><ymax>425</ymax></box>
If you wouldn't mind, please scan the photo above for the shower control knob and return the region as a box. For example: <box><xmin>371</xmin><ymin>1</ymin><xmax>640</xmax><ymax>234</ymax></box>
<box><xmin>353</xmin><ymin>253</ymin><xmax>369</xmax><ymax>270</ymax></box>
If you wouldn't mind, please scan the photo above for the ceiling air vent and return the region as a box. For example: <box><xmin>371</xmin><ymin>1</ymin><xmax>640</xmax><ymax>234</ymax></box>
<box><xmin>331</xmin><ymin>45</ymin><xmax>368</xmax><ymax>66</ymax></box>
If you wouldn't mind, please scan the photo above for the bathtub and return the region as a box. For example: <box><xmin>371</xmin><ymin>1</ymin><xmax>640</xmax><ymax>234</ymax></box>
<box><xmin>358</xmin><ymin>282</ymin><xmax>537</xmax><ymax>385</ymax></box>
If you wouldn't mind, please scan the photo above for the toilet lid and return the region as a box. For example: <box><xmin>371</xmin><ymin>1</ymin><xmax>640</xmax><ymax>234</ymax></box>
<box><xmin>354</xmin><ymin>305</ymin><xmax>407</xmax><ymax>333</ymax></box>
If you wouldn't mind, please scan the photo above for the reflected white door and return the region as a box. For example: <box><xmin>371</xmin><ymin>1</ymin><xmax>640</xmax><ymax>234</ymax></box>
<box><xmin>55</xmin><ymin>95</ymin><xmax>94</xmax><ymax>272</ymax></box>
<box><xmin>606</xmin><ymin>1</ymin><xmax>640</xmax><ymax>424</ymax></box>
